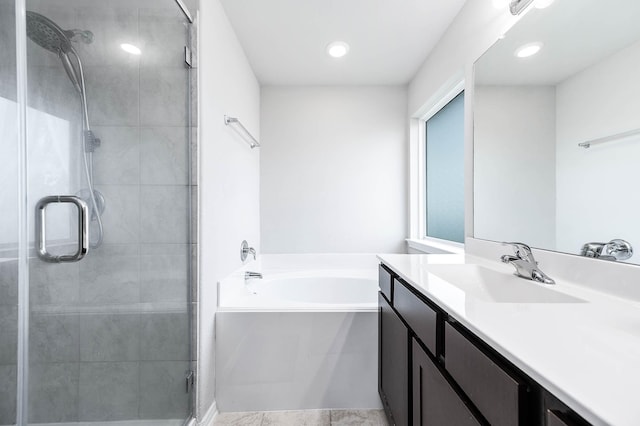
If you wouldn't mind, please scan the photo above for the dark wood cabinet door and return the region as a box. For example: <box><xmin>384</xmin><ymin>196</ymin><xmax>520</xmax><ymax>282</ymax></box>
<box><xmin>444</xmin><ymin>322</ymin><xmax>522</xmax><ymax>426</ymax></box>
<box><xmin>379</xmin><ymin>293</ymin><xmax>409</xmax><ymax>426</ymax></box>
<box><xmin>412</xmin><ymin>338</ymin><xmax>480</xmax><ymax>426</ymax></box>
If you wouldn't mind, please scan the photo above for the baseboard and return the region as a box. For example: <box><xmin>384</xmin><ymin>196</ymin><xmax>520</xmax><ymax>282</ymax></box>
<box><xmin>199</xmin><ymin>400</ymin><xmax>218</xmax><ymax>426</ymax></box>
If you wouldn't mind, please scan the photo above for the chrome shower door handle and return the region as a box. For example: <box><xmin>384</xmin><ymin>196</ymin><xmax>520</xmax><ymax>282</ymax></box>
<box><xmin>35</xmin><ymin>195</ymin><xmax>89</xmax><ymax>263</ymax></box>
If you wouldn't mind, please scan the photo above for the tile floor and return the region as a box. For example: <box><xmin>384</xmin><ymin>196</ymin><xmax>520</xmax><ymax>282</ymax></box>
<box><xmin>213</xmin><ymin>409</ymin><xmax>388</xmax><ymax>426</ymax></box>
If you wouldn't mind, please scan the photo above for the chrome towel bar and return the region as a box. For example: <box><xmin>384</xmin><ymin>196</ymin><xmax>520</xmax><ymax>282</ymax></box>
<box><xmin>578</xmin><ymin>127</ymin><xmax>640</xmax><ymax>148</ymax></box>
<box><xmin>224</xmin><ymin>115</ymin><xmax>260</xmax><ymax>149</ymax></box>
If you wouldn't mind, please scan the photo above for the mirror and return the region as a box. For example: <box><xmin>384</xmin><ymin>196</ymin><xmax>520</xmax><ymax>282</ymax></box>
<box><xmin>473</xmin><ymin>0</ymin><xmax>640</xmax><ymax>264</ymax></box>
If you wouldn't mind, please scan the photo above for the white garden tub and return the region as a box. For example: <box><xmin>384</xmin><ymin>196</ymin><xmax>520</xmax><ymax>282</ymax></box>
<box><xmin>216</xmin><ymin>254</ymin><xmax>382</xmax><ymax>412</ymax></box>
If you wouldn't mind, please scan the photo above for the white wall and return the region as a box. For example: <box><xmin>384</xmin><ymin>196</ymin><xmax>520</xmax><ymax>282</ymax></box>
<box><xmin>198</xmin><ymin>0</ymin><xmax>260</xmax><ymax>419</ymax></box>
<box><xmin>474</xmin><ymin>86</ymin><xmax>556</xmax><ymax>248</ymax></box>
<box><xmin>260</xmin><ymin>86</ymin><xmax>408</xmax><ymax>253</ymax></box>
<box><xmin>556</xmin><ymin>39</ymin><xmax>640</xmax><ymax>262</ymax></box>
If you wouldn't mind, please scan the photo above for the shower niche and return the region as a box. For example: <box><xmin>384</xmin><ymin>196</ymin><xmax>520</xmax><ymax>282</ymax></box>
<box><xmin>0</xmin><ymin>0</ymin><xmax>197</xmax><ymax>425</ymax></box>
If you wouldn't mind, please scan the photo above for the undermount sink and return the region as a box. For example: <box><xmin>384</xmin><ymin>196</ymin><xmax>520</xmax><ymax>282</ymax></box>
<box><xmin>426</xmin><ymin>264</ymin><xmax>586</xmax><ymax>304</ymax></box>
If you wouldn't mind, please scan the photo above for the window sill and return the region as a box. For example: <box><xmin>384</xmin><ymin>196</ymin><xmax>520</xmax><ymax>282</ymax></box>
<box><xmin>406</xmin><ymin>238</ymin><xmax>465</xmax><ymax>255</ymax></box>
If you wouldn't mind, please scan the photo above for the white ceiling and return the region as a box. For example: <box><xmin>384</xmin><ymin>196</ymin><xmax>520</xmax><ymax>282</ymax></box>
<box><xmin>219</xmin><ymin>0</ymin><xmax>467</xmax><ymax>86</ymax></box>
<box><xmin>475</xmin><ymin>0</ymin><xmax>640</xmax><ymax>86</ymax></box>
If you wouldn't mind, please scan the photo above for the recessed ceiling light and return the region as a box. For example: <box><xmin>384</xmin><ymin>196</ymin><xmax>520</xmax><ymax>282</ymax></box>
<box><xmin>535</xmin><ymin>0</ymin><xmax>555</xmax><ymax>8</ymax></box>
<box><xmin>326</xmin><ymin>41</ymin><xmax>349</xmax><ymax>58</ymax></box>
<box><xmin>120</xmin><ymin>43</ymin><xmax>141</xmax><ymax>55</ymax></box>
<box><xmin>515</xmin><ymin>42</ymin><xmax>543</xmax><ymax>58</ymax></box>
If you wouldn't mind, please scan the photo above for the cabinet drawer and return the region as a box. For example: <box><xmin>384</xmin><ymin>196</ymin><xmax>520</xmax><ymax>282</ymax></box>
<box><xmin>379</xmin><ymin>264</ymin><xmax>393</xmax><ymax>302</ymax></box>
<box><xmin>394</xmin><ymin>280</ymin><xmax>438</xmax><ymax>356</ymax></box>
<box><xmin>445</xmin><ymin>322</ymin><xmax>523</xmax><ymax>426</ymax></box>
<box><xmin>412</xmin><ymin>338</ymin><xmax>480</xmax><ymax>426</ymax></box>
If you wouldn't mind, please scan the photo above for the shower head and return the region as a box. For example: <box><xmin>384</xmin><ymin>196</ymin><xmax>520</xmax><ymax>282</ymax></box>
<box><xmin>26</xmin><ymin>11</ymin><xmax>75</xmax><ymax>54</ymax></box>
<box><xmin>25</xmin><ymin>11</ymin><xmax>93</xmax><ymax>93</ymax></box>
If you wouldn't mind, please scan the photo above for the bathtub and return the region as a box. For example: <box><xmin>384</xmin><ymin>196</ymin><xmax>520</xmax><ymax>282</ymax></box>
<box><xmin>216</xmin><ymin>254</ymin><xmax>382</xmax><ymax>412</ymax></box>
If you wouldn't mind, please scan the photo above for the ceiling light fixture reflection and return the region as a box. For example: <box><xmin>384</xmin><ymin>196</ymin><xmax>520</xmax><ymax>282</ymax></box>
<box><xmin>515</xmin><ymin>42</ymin><xmax>543</xmax><ymax>58</ymax></box>
<box><xmin>535</xmin><ymin>0</ymin><xmax>555</xmax><ymax>8</ymax></box>
<box><xmin>326</xmin><ymin>41</ymin><xmax>349</xmax><ymax>58</ymax></box>
<box><xmin>120</xmin><ymin>43</ymin><xmax>141</xmax><ymax>55</ymax></box>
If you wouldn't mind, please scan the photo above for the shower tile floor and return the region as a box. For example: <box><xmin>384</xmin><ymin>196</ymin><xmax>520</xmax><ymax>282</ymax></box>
<box><xmin>213</xmin><ymin>409</ymin><xmax>388</xmax><ymax>426</ymax></box>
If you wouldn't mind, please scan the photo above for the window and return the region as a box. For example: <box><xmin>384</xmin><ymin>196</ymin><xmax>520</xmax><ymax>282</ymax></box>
<box><xmin>424</xmin><ymin>91</ymin><xmax>464</xmax><ymax>243</ymax></box>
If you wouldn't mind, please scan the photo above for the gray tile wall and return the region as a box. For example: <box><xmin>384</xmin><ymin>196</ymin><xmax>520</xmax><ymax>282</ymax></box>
<box><xmin>17</xmin><ymin>3</ymin><xmax>198</xmax><ymax>423</ymax></box>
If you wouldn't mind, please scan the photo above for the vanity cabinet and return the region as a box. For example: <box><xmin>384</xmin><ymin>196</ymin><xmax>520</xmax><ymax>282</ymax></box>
<box><xmin>379</xmin><ymin>292</ymin><xmax>409</xmax><ymax>426</ymax></box>
<box><xmin>378</xmin><ymin>264</ymin><xmax>591</xmax><ymax>426</ymax></box>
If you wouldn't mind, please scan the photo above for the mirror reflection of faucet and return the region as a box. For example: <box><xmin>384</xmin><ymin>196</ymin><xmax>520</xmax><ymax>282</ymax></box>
<box><xmin>500</xmin><ymin>242</ymin><xmax>556</xmax><ymax>285</ymax></box>
<box><xmin>580</xmin><ymin>239</ymin><xmax>633</xmax><ymax>261</ymax></box>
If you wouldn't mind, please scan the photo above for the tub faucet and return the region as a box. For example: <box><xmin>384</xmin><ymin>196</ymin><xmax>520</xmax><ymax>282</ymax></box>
<box><xmin>500</xmin><ymin>242</ymin><xmax>555</xmax><ymax>285</ymax></box>
<box><xmin>245</xmin><ymin>271</ymin><xmax>263</xmax><ymax>281</ymax></box>
<box><xmin>240</xmin><ymin>240</ymin><xmax>257</xmax><ymax>261</ymax></box>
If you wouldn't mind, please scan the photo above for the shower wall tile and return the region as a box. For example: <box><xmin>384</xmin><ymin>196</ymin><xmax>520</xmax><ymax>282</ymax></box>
<box><xmin>0</xmin><ymin>305</ymin><xmax>17</xmax><ymax>364</ymax></box>
<box><xmin>140</xmin><ymin>126</ymin><xmax>189</xmax><ymax>185</ymax></box>
<box><xmin>191</xmin><ymin>185</ymin><xmax>198</xmax><ymax>244</ymax></box>
<box><xmin>0</xmin><ymin>62</ymin><xmax>17</xmax><ymax>103</ymax></box>
<box><xmin>30</xmin><ymin>313</ymin><xmax>80</xmax><ymax>363</ymax></box>
<box><xmin>0</xmin><ymin>2</ymin><xmax>16</xmax><ymax>102</ymax></box>
<box><xmin>29</xmin><ymin>261</ymin><xmax>79</xmax><ymax>306</ymax></box>
<box><xmin>140</xmin><ymin>312</ymin><xmax>189</xmax><ymax>361</ymax></box>
<box><xmin>190</xmin><ymin>70</ymin><xmax>198</xmax><ymax>127</ymax></box>
<box><xmin>140</xmin><ymin>247</ymin><xmax>188</xmax><ymax>303</ymax></box>
<box><xmin>190</xmin><ymin>302</ymin><xmax>197</xmax><ymax>362</ymax></box>
<box><xmin>98</xmin><ymin>184</ymin><xmax>141</xmax><ymax>244</ymax></box>
<box><xmin>93</xmin><ymin>126</ymin><xmax>140</xmax><ymax>186</ymax></box>
<box><xmin>29</xmin><ymin>362</ymin><xmax>79</xmax><ymax>423</ymax></box>
<box><xmin>79</xmin><ymin>244</ymin><xmax>140</xmax><ymax>305</ymax></box>
<box><xmin>139</xmin><ymin>9</ymin><xmax>187</xmax><ymax>69</ymax></box>
<box><xmin>78</xmin><ymin>362</ymin><xmax>139</xmax><ymax>421</ymax></box>
<box><xmin>79</xmin><ymin>314</ymin><xmax>140</xmax><ymax>362</ymax></box>
<box><xmin>190</xmin><ymin>244</ymin><xmax>198</xmax><ymax>303</ymax></box>
<box><xmin>139</xmin><ymin>360</ymin><xmax>190</xmax><ymax>419</ymax></box>
<box><xmin>189</xmin><ymin>16</ymin><xmax>198</xmax><ymax>70</ymax></box>
<box><xmin>75</xmin><ymin>8</ymin><xmax>141</xmax><ymax>68</ymax></box>
<box><xmin>0</xmin><ymin>260</ymin><xmax>18</xmax><ymax>306</ymax></box>
<box><xmin>191</xmin><ymin>126</ymin><xmax>198</xmax><ymax>186</ymax></box>
<box><xmin>27</xmin><ymin>65</ymin><xmax>80</xmax><ymax>123</ymax></box>
<box><xmin>140</xmin><ymin>185</ymin><xmax>189</xmax><ymax>244</ymax></box>
<box><xmin>86</xmin><ymin>65</ymin><xmax>139</xmax><ymax>126</ymax></box>
<box><xmin>0</xmin><ymin>364</ymin><xmax>16</xmax><ymax>426</ymax></box>
<box><xmin>140</xmin><ymin>68</ymin><xmax>188</xmax><ymax>127</ymax></box>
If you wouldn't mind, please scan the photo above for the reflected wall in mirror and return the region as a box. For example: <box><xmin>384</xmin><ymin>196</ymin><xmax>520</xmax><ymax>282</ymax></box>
<box><xmin>473</xmin><ymin>0</ymin><xmax>640</xmax><ymax>264</ymax></box>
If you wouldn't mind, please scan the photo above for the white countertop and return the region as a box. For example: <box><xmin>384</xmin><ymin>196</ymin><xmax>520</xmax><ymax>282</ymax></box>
<box><xmin>377</xmin><ymin>253</ymin><xmax>640</xmax><ymax>426</ymax></box>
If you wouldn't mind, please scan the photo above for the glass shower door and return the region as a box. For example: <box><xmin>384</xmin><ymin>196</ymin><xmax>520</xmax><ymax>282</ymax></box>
<box><xmin>22</xmin><ymin>1</ymin><xmax>194</xmax><ymax>424</ymax></box>
<box><xmin>0</xmin><ymin>0</ymin><xmax>19</xmax><ymax>424</ymax></box>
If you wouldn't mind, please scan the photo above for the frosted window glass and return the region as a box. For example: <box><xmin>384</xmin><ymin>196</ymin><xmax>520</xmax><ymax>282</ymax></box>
<box><xmin>426</xmin><ymin>92</ymin><xmax>464</xmax><ymax>243</ymax></box>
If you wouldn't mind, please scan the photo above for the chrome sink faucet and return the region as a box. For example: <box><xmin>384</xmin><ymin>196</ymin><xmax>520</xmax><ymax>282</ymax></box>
<box><xmin>500</xmin><ymin>242</ymin><xmax>555</xmax><ymax>285</ymax></box>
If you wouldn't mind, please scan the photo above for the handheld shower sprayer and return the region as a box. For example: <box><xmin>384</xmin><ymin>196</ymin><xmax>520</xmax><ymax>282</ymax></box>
<box><xmin>26</xmin><ymin>11</ymin><xmax>105</xmax><ymax>249</ymax></box>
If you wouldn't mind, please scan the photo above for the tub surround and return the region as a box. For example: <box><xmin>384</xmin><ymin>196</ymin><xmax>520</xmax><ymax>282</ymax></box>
<box><xmin>215</xmin><ymin>254</ymin><xmax>381</xmax><ymax>412</ymax></box>
<box><xmin>378</xmin><ymin>253</ymin><xmax>640</xmax><ymax>426</ymax></box>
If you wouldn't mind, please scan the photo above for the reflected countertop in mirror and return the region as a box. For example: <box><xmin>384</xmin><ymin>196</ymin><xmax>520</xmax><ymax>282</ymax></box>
<box><xmin>473</xmin><ymin>0</ymin><xmax>640</xmax><ymax>265</ymax></box>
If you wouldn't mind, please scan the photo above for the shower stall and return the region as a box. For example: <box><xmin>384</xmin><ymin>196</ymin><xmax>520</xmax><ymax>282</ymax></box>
<box><xmin>1</xmin><ymin>0</ymin><xmax>197</xmax><ymax>424</ymax></box>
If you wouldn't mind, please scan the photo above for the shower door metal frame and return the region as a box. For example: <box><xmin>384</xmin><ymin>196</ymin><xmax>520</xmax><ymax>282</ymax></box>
<box><xmin>14</xmin><ymin>0</ymin><xmax>30</xmax><ymax>424</ymax></box>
